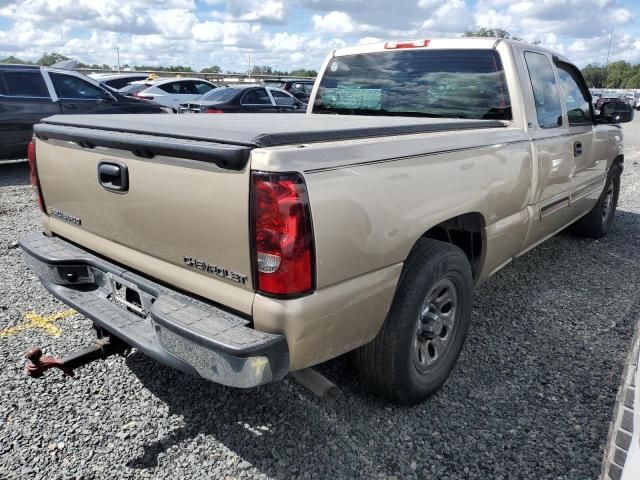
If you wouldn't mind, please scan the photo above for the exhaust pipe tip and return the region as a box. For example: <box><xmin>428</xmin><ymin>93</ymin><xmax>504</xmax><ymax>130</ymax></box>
<box><xmin>291</xmin><ymin>368</ymin><xmax>339</xmax><ymax>401</ymax></box>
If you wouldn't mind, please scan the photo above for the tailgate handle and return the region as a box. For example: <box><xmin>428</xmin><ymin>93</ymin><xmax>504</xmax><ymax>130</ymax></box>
<box><xmin>98</xmin><ymin>162</ymin><xmax>129</xmax><ymax>192</ymax></box>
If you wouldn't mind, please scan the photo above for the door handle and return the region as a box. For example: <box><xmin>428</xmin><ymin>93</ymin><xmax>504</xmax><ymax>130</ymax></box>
<box><xmin>573</xmin><ymin>142</ymin><xmax>583</xmax><ymax>157</ymax></box>
<box><xmin>98</xmin><ymin>161</ymin><xmax>128</xmax><ymax>192</ymax></box>
<box><xmin>66</xmin><ymin>103</ymin><xmax>79</xmax><ymax>110</ymax></box>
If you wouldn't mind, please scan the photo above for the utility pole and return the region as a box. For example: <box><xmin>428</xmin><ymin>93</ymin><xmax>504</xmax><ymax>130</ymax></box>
<box><xmin>602</xmin><ymin>28</ymin><xmax>613</xmax><ymax>92</ymax></box>
<box><xmin>116</xmin><ymin>46</ymin><xmax>121</xmax><ymax>73</ymax></box>
<box><xmin>248</xmin><ymin>54</ymin><xmax>252</xmax><ymax>82</ymax></box>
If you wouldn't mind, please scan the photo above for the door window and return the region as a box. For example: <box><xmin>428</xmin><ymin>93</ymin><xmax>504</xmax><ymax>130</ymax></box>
<box><xmin>158</xmin><ymin>81</ymin><xmax>197</xmax><ymax>94</ymax></box>
<box><xmin>50</xmin><ymin>73</ymin><xmax>104</xmax><ymax>99</ymax></box>
<box><xmin>241</xmin><ymin>88</ymin><xmax>272</xmax><ymax>105</ymax></box>
<box><xmin>270</xmin><ymin>90</ymin><xmax>297</xmax><ymax>106</ymax></box>
<box><xmin>524</xmin><ymin>52</ymin><xmax>563</xmax><ymax>128</ymax></box>
<box><xmin>557</xmin><ymin>67</ymin><xmax>593</xmax><ymax>125</ymax></box>
<box><xmin>0</xmin><ymin>71</ymin><xmax>50</xmax><ymax>98</ymax></box>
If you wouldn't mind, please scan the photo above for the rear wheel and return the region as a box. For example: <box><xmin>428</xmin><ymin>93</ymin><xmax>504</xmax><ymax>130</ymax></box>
<box><xmin>569</xmin><ymin>165</ymin><xmax>621</xmax><ymax>239</ymax></box>
<box><xmin>355</xmin><ymin>239</ymin><xmax>473</xmax><ymax>405</ymax></box>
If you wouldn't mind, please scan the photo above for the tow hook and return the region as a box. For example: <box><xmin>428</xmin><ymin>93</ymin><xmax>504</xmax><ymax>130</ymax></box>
<box><xmin>25</xmin><ymin>335</ymin><xmax>130</xmax><ymax>378</ymax></box>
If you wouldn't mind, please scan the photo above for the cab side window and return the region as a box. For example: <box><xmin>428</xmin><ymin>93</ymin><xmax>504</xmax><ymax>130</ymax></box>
<box><xmin>0</xmin><ymin>71</ymin><xmax>50</xmax><ymax>98</ymax></box>
<box><xmin>524</xmin><ymin>52</ymin><xmax>563</xmax><ymax>129</ymax></box>
<box><xmin>557</xmin><ymin>67</ymin><xmax>593</xmax><ymax>125</ymax></box>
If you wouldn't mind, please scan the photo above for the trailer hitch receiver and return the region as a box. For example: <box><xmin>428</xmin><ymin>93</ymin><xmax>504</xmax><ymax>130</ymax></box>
<box><xmin>25</xmin><ymin>335</ymin><xmax>130</xmax><ymax>378</ymax></box>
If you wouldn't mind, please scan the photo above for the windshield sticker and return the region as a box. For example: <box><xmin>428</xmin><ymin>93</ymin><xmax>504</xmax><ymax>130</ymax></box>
<box><xmin>324</xmin><ymin>86</ymin><xmax>382</xmax><ymax>110</ymax></box>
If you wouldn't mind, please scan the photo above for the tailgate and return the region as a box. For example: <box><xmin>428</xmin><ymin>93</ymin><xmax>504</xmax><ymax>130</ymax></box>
<box><xmin>33</xmin><ymin>125</ymin><xmax>255</xmax><ymax>314</ymax></box>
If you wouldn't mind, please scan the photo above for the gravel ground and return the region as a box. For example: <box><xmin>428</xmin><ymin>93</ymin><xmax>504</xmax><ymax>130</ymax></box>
<box><xmin>1</xmin><ymin>119</ymin><xmax>640</xmax><ymax>480</ymax></box>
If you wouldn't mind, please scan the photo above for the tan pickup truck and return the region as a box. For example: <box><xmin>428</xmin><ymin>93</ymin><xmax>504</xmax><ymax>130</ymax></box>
<box><xmin>21</xmin><ymin>38</ymin><xmax>634</xmax><ymax>404</ymax></box>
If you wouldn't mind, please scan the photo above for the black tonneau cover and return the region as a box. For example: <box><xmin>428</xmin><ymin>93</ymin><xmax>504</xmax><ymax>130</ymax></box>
<box><xmin>35</xmin><ymin>114</ymin><xmax>505</xmax><ymax>171</ymax></box>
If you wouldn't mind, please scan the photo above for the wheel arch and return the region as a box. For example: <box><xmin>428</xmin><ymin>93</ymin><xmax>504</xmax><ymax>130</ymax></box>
<box><xmin>413</xmin><ymin>212</ymin><xmax>487</xmax><ymax>282</ymax></box>
<box><xmin>612</xmin><ymin>154</ymin><xmax>624</xmax><ymax>174</ymax></box>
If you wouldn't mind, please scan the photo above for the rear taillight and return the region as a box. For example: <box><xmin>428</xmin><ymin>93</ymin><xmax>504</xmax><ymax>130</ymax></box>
<box><xmin>251</xmin><ymin>172</ymin><xmax>315</xmax><ymax>296</ymax></box>
<box><xmin>27</xmin><ymin>137</ymin><xmax>46</xmax><ymax>212</ymax></box>
<box><xmin>205</xmin><ymin>108</ymin><xmax>224</xmax><ymax>113</ymax></box>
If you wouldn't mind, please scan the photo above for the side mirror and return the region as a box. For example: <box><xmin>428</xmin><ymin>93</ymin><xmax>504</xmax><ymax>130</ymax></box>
<box><xmin>600</xmin><ymin>101</ymin><xmax>634</xmax><ymax>124</ymax></box>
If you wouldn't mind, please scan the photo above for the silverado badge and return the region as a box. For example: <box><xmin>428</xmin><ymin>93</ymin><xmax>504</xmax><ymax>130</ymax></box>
<box><xmin>49</xmin><ymin>208</ymin><xmax>82</xmax><ymax>226</ymax></box>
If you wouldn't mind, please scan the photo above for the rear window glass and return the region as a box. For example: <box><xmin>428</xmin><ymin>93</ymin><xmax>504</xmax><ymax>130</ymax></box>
<box><xmin>270</xmin><ymin>89</ymin><xmax>297</xmax><ymax>106</ymax></box>
<box><xmin>313</xmin><ymin>49</ymin><xmax>511</xmax><ymax>120</ymax></box>
<box><xmin>119</xmin><ymin>83</ymin><xmax>149</xmax><ymax>95</ymax></box>
<box><xmin>200</xmin><ymin>87</ymin><xmax>238</xmax><ymax>102</ymax></box>
<box><xmin>0</xmin><ymin>71</ymin><xmax>50</xmax><ymax>98</ymax></box>
<box><xmin>241</xmin><ymin>88</ymin><xmax>271</xmax><ymax>105</ymax></box>
<box><xmin>292</xmin><ymin>82</ymin><xmax>312</xmax><ymax>93</ymax></box>
<box><xmin>104</xmin><ymin>77</ymin><xmax>146</xmax><ymax>89</ymax></box>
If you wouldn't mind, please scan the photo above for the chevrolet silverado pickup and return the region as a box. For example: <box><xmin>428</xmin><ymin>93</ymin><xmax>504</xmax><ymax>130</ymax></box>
<box><xmin>20</xmin><ymin>39</ymin><xmax>634</xmax><ymax>405</ymax></box>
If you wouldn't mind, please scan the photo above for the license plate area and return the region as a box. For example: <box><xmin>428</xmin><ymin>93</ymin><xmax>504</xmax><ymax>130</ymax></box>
<box><xmin>107</xmin><ymin>273</ymin><xmax>148</xmax><ymax>318</ymax></box>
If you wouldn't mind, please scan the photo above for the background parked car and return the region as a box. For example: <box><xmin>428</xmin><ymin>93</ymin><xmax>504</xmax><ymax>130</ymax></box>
<box><xmin>280</xmin><ymin>80</ymin><xmax>314</xmax><ymax>103</ymax></box>
<box><xmin>89</xmin><ymin>72</ymin><xmax>150</xmax><ymax>90</ymax></box>
<box><xmin>0</xmin><ymin>64</ymin><xmax>168</xmax><ymax>160</ymax></box>
<box><xmin>178</xmin><ymin>85</ymin><xmax>305</xmax><ymax>113</ymax></box>
<box><xmin>596</xmin><ymin>94</ymin><xmax>627</xmax><ymax>111</ymax></box>
<box><xmin>120</xmin><ymin>77</ymin><xmax>216</xmax><ymax>111</ymax></box>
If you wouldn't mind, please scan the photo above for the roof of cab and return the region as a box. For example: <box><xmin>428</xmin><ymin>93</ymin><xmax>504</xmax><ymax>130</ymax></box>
<box><xmin>332</xmin><ymin>37</ymin><xmax>570</xmax><ymax>63</ymax></box>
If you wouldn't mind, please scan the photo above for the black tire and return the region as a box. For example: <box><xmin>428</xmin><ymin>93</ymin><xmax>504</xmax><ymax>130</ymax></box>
<box><xmin>569</xmin><ymin>165</ymin><xmax>621</xmax><ymax>239</ymax></box>
<box><xmin>355</xmin><ymin>238</ymin><xmax>473</xmax><ymax>405</ymax></box>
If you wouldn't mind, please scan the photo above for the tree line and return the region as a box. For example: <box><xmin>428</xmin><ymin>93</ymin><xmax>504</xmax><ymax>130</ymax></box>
<box><xmin>0</xmin><ymin>52</ymin><xmax>317</xmax><ymax>77</ymax></box>
<box><xmin>581</xmin><ymin>62</ymin><xmax>640</xmax><ymax>89</ymax></box>
<box><xmin>4</xmin><ymin>41</ymin><xmax>638</xmax><ymax>86</ymax></box>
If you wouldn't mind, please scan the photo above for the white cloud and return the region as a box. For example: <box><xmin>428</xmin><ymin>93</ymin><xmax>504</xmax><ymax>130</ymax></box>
<box><xmin>421</xmin><ymin>0</ymin><xmax>473</xmax><ymax>32</ymax></box>
<box><xmin>0</xmin><ymin>0</ymin><xmax>639</xmax><ymax>72</ymax></box>
<box><xmin>263</xmin><ymin>32</ymin><xmax>304</xmax><ymax>52</ymax></box>
<box><xmin>357</xmin><ymin>36</ymin><xmax>382</xmax><ymax>45</ymax></box>
<box><xmin>208</xmin><ymin>0</ymin><xmax>287</xmax><ymax>23</ymax></box>
<box><xmin>608</xmin><ymin>8</ymin><xmax>632</xmax><ymax>25</ymax></box>
<box><xmin>151</xmin><ymin>8</ymin><xmax>199</xmax><ymax>38</ymax></box>
<box><xmin>311</xmin><ymin>10</ymin><xmax>375</xmax><ymax>34</ymax></box>
<box><xmin>191</xmin><ymin>20</ymin><xmax>224</xmax><ymax>42</ymax></box>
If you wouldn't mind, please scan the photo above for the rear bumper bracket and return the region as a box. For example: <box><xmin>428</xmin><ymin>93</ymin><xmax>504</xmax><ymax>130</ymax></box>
<box><xmin>19</xmin><ymin>233</ymin><xmax>289</xmax><ymax>388</ymax></box>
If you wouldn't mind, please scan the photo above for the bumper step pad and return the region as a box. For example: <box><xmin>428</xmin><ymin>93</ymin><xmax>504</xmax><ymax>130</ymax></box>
<box><xmin>20</xmin><ymin>233</ymin><xmax>289</xmax><ymax>388</ymax></box>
